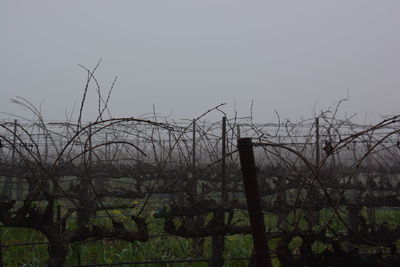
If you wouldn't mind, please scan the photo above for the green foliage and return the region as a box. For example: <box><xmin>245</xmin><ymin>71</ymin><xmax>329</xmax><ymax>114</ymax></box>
<box><xmin>2</xmin><ymin>206</ymin><xmax>397</xmax><ymax>266</ymax></box>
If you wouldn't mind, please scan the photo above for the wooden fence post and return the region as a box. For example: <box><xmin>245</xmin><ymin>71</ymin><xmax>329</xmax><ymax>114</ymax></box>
<box><xmin>221</xmin><ymin>117</ymin><xmax>227</xmax><ymax>204</ymax></box>
<box><xmin>366</xmin><ymin>140</ymin><xmax>376</xmax><ymax>225</ymax></box>
<box><xmin>12</xmin><ymin>120</ymin><xmax>17</xmax><ymax>200</ymax></box>
<box><xmin>11</xmin><ymin>120</ymin><xmax>17</xmax><ymax>166</ymax></box>
<box><xmin>315</xmin><ymin>117</ymin><xmax>320</xmax><ymax>166</ymax></box>
<box><xmin>192</xmin><ymin>119</ymin><xmax>196</xmax><ymax>174</ymax></box>
<box><xmin>190</xmin><ymin>119</ymin><xmax>204</xmax><ymax>258</ymax></box>
<box><xmin>314</xmin><ymin>117</ymin><xmax>321</xmax><ymax>224</ymax></box>
<box><xmin>105</xmin><ymin>133</ymin><xmax>108</xmax><ymax>162</ymax></box>
<box><xmin>44</xmin><ymin>127</ymin><xmax>49</xmax><ymax>163</ymax></box>
<box><xmin>88</xmin><ymin>123</ymin><xmax>92</xmax><ymax>168</ymax></box>
<box><xmin>305</xmin><ymin>117</ymin><xmax>320</xmax><ymax>226</ymax></box>
<box><xmin>211</xmin><ymin>117</ymin><xmax>227</xmax><ymax>267</ymax></box>
<box><xmin>168</xmin><ymin>131</ymin><xmax>172</xmax><ymax>169</ymax></box>
<box><xmin>237</xmin><ymin>138</ymin><xmax>272</xmax><ymax>267</ymax></box>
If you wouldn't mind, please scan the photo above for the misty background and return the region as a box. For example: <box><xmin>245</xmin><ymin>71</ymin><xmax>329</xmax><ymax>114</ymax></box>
<box><xmin>1</xmin><ymin>1</ymin><xmax>399</xmax><ymax>123</ymax></box>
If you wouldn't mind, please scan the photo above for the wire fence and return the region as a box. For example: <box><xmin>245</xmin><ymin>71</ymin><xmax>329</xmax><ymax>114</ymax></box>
<box><xmin>1</xmin><ymin>116</ymin><xmax>400</xmax><ymax>266</ymax></box>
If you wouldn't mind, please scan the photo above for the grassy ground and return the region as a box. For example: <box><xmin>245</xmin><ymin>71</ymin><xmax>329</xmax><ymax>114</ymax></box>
<box><xmin>0</xmin><ymin>203</ymin><xmax>257</xmax><ymax>266</ymax></box>
<box><xmin>1</xmin><ymin>225</ymin><xmax>255</xmax><ymax>266</ymax></box>
<box><xmin>1</xmin><ymin>197</ymin><xmax>400</xmax><ymax>266</ymax></box>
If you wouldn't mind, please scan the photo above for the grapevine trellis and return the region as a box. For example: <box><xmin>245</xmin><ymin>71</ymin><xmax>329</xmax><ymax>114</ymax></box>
<box><xmin>1</xmin><ymin>113</ymin><xmax>400</xmax><ymax>266</ymax></box>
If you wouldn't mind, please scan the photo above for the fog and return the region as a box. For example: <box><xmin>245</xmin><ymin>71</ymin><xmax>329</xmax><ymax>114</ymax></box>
<box><xmin>1</xmin><ymin>1</ymin><xmax>399</xmax><ymax>123</ymax></box>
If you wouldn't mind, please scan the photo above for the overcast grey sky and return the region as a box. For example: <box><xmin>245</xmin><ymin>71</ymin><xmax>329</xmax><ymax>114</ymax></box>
<box><xmin>1</xmin><ymin>1</ymin><xmax>399</xmax><ymax>122</ymax></box>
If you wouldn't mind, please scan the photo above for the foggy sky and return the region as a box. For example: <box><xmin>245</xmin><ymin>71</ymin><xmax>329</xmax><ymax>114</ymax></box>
<box><xmin>1</xmin><ymin>1</ymin><xmax>399</xmax><ymax>123</ymax></box>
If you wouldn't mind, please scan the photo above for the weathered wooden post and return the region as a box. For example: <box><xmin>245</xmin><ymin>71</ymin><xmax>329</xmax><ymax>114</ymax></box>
<box><xmin>11</xmin><ymin>120</ymin><xmax>17</xmax><ymax>166</ymax></box>
<box><xmin>305</xmin><ymin>117</ymin><xmax>321</xmax><ymax>226</ymax></box>
<box><xmin>276</xmin><ymin>135</ymin><xmax>288</xmax><ymax>230</ymax></box>
<box><xmin>314</xmin><ymin>117</ymin><xmax>321</xmax><ymax>223</ymax></box>
<box><xmin>12</xmin><ymin>120</ymin><xmax>18</xmax><ymax>200</ymax></box>
<box><xmin>237</xmin><ymin>138</ymin><xmax>272</xmax><ymax>267</ymax></box>
<box><xmin>77</xmin><ymin>123</ymin><xmax>93</xmax><ymax>228</ymax></box>
<box><xmin>192</xmin><ymin>119</ymin><xmax>196</xmax><ymax>174</ymax></box>
<box><xmin>14</xmin><ymin>120</ymin><xmax>24</xmax><ymax>201</ymax></box>
<box><xmin>44</xmin><ymin>127</ymin><xmax>49</xmax><ymax>163</ymax></box>
<box><xmin>105</xmin><ymin>133</ymin><xmax>108</xmax><ymax>162</ymax></box>
<box><xmin>366</xmin><ymin>140</ymin><xmax>376</xmax><ymax>225</ymax></box>
<box><xmin>88</xmin><ymin>123</ymin><xmax>92</xmax><ymax>168</ymax></box>
<box><xmin>221</xmin><ymin>117</ymin><xmax>227</xmax><ymax>207</ymax></box>
<box><xmin>190</xmin><ymin>119</ymin><xmax>204</xmax><ymax>258</ymax></box>
<box><xmin>315</xmin><ymin>117</ymin><xmax>320</xmax><ymax>165</ymax></box>
<box><xmin>211</xmin><ymin>117</ymin><xmax>227</xmax><ymax>267</ymax></box>
<box><xmin>168</xmin><ymin>131</ymin><xmax>172</xmax><ymax>168</ymax></box>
